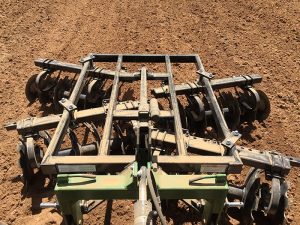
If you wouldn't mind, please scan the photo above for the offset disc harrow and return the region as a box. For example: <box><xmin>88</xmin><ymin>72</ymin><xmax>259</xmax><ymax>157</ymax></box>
<box><xmin>5</xmin><ymin>54</ymin><xmax>300</xmax><ymax>225</ymax></box>
<box><xmin>227</xmin><ymin>168</ymin><xmax>289</xmax><ymax>225</ymax></box>
<box><xmin>25</xmin><ymin>70</ymin><xmax>109</xmax><ymax>112</ymax></box>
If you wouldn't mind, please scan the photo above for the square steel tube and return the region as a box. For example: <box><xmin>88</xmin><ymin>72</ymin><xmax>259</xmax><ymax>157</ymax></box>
<box><xmin>34</xmin><ymin>58</ymin><xmax>170</xmax><ymax>81</ymax></box>
<box><xmin>152</xmin><ymin>74</ymin><xmax>262</xmax><ymax>97</ymax></box>
<box><xmin>154</xmin><ymin>155</ymin><xmax>242</xmax><ymax>174</ymax></box>
<box><xmin>98</xmin><ymin>55</ymin><xmax>123</xmax><ymax>155</ymax></box>
<box><xmin>91</xmin><ymin>54</ymin><xmax>200</xmax><ymax>63</ymax></box>
<box><xmin>41</xmin><ymin>60</ymin><xmax>92</xmax><ymax>163</ymax></box>
<box><xmin>194</xmin><ymin>54</ymin><xmax>232</xmax><ymax>140</ymax></box>
<box><xmin>41</xmin><ymin>155</ymin><xmax>136</xmax><ymax>174</ymax></box>
<box><xmin>165</xmin><ymin>55</ymin><xmax>187</xmax><ymax>155</ymax></box>
<box><xmin>40</xmin><ymin>154</ymin><xmax>242</xmax><ymax>174</ymax></box>
<box><xmin>10</xmin><ymin>101</ymin><xmax>139</xmax><ymax>134</ymax></box>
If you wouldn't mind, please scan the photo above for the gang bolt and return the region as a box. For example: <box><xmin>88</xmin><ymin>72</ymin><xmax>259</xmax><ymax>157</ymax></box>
<box><xmin>136</xmin><ymin>169</ymin><xmax>142</xmax><ymax>177</ymax></box>
<box><xmin>226</xmin><ymin>140</ymin><xmax>232</xmax><ymax>145</ymax></box>
<box><xmin>233</xmin><ymin>130</ymin><xmax>240</xmax><ymax>136</ymax></box>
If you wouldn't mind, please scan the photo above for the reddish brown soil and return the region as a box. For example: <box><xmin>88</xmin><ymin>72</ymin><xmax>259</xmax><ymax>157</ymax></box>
<box><xmin>0</xmin><ymin>0</ymin><xmax>299</xmax><ymax>224</ymax></box>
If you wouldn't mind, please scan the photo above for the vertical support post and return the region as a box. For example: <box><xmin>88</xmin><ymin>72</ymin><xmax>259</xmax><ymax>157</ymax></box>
<box><xmin>137</xmin><ymin>67</ymin><xmax>150</xmax><ymax>165</ymax></box>
<box><xmin>57</xmin><ymin>198</ymin><xmax>83</xmax><ymax>225</ymax></box>
<box><xmin>165</xmin><ymin>56</ymin><xmax>187</xmax><ymax>155</ymax></box>
<box><xmin>139</xmin><ymin>67</ymin><xmax>149</xmax><ymax>115</ymax></box>
<box><xmin>42</xmin><ymin>58</ymin><xmax>92</xmax><ymax>162</ymax></box>
<box><xmin>99</xmin><ymin>55</ymin><xmax>123</xmax><ymax>155</ymax></box>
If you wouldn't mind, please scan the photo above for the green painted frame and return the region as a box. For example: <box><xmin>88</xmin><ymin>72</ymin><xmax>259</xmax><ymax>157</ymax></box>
<box><xmin>55</xmin><ymin>166</ymin><xmax>228</xmax><ymax>225</ymax></box>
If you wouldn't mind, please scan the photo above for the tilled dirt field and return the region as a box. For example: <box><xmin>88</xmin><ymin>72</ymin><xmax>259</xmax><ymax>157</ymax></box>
<box><xmin>0</xmin><ymin>0</ymin><xmax>299</xmax><ymax>224</ymax></box>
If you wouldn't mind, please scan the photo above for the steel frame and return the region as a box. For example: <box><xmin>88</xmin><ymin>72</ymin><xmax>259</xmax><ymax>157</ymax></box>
<box><xmin>55</xmin><ymin>167</ymin><xmax>228</xmax><ymax>225</ymax></box>
<box><xmin>32</xmin><ymin>54</ymin><xmax>248</xmax><ymax>175</ymax></box>
<box><xmin>5</xmin><ymin>54</ymin><xmax>299</xmax><ymax>175</ymax></box>
<box><xmin>6</xmin><ymin>53</ymin><xmax>300</xmax><ymax>225</ymax></box>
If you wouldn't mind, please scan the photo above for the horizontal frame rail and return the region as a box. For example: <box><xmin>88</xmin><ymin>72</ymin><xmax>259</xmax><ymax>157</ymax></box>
<box><xmin>35</xmin><ymin>58</ymin><xmax>169</xmax><ymax>81</ymax></box>
<box><xmin>152</xmin><ymin>74</ymin><xmax>262</xmax><ymax>97</ymax></box>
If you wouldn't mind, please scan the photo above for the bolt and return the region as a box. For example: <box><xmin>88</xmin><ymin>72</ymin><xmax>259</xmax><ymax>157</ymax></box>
<box><xmin>225</xmin><ymin>201</ymin><xmax>244</xmax><ymax>208</ymax></box>
<box><xmin>68</xmin><ymin>105</ymin><xmax>73</xmax><ymax>110</ymax></box>
<box><xmin>233</xmin><ymin>130</ymin><xmax>240</xmax><ymax>136</ymax></box>
<box><xmin>226</xmin><ymin>140</ymin><xmax>232</xmax><ymax>145</ymax></box>
<box><xmin>40</xmin><ymin>202</ymin><xmax>59</xmax><ymax>209</ymax></box>
<box><xmin>152</xmin><ymin>163</ymin><xmax>158</xmax><ymax>172</ymax></box>
<box><xmin>196</xmin><ymin>202</ymin><xmax>201</xmax><ymax>208</ymax></box>
<box><xmin>61</xmin><ymin>98</ymin><xmax>66</xmax><ymax>103</ymax></box>
<box><xmin>136</xmin><ymin>169</ymin><xmax>142</xmax><ymax>177</ymax></box>
<box><xmin>151</xmin><ymin>210</ymin><xmax>158</xmax><ymax>217</ymax></box>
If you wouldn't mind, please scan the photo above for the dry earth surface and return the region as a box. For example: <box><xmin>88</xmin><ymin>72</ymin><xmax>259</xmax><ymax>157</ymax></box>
<box><xmin>0</xmin><ymin>0</ymin><xmax>299</xmax><ymax>224</ymax></box>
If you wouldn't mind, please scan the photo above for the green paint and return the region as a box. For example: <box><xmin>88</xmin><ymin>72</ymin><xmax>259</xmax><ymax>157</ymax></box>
<box><xmin>55</xmin><ymin>168</ymin><xmax>228</xmax><ymax>225</ymax></box>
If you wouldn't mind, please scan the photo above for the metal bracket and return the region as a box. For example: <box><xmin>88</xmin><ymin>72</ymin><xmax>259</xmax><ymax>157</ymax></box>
<box><xmin>266</xmin><ymin>151</ymin><xmax>292</xmax><ymax>177</ymax></box>
<box><xmin>59</xmin><ymin>98</ymin><xmax>77</xmax><ymax>112</ymax></box>
<box><xmin>79</xmin><ymin>55</ymin><xmax>95</xmax><ymax>64</ymax></box>
<box><xmin>197</xmin><ymin>70</ymin><xmax>214</xmax><ymax>80</ymax></box>
<box><xmin>222</xmin><ymin>131</ymin><xmax>241</xmax><ymax>148</ymax></box>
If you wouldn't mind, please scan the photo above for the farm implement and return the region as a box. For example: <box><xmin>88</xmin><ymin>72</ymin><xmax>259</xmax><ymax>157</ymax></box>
<box><xmin>5</xmin><ymin>54</ymin><xmax>300</xmax><ymax>225</ymax></box>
